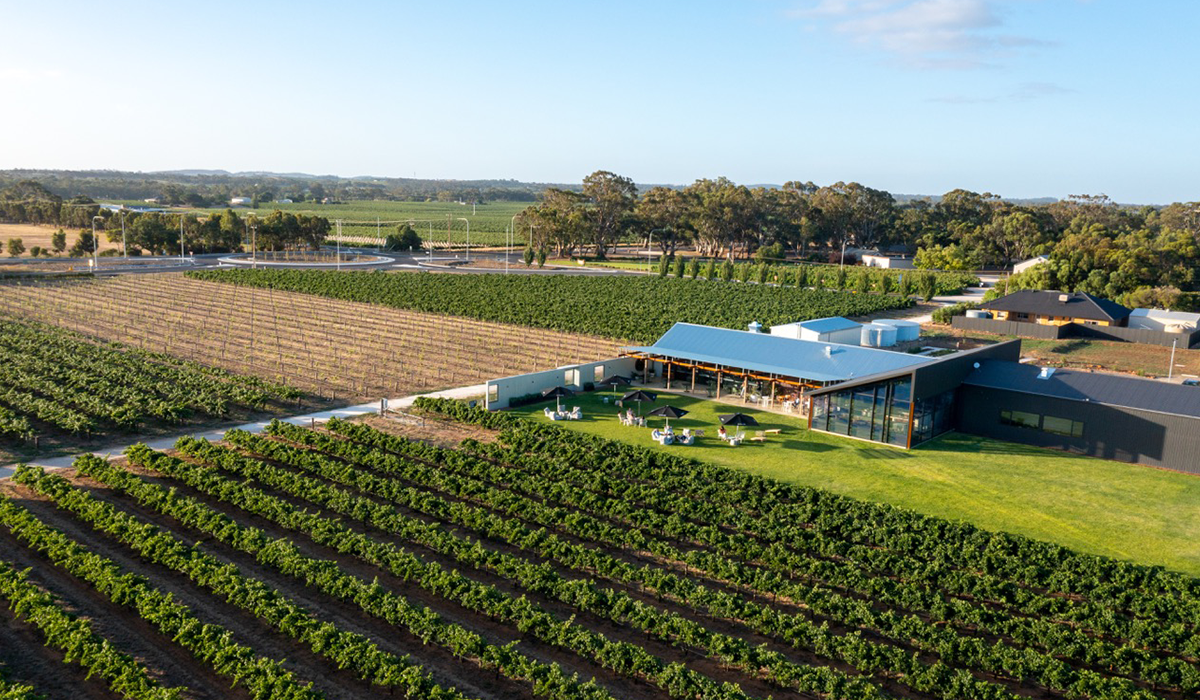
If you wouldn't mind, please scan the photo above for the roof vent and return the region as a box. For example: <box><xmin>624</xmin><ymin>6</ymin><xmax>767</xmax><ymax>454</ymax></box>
<box><xmin>824</xmin><ymin>345</ymin><xmax>833</xmax><ymax>357</ymax></box>
<box><xmin>747</xmin><ymin>321</ymin><xmax>763</xmax><ymax>334</ymax></box>
<box><xmin>1037</xmin><ymin>366</ymin><xmax>1056</xmax><ymax>380</ymax></box>
<box><xmin>1058</xmin><ymin>293</ymin><xmax>1070</xmax><ymax>303</ymax></box>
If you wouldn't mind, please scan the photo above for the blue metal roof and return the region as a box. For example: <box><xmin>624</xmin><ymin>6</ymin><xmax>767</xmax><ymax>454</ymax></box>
<box><xmin>622</xmin><ymin>322</ymin><xmax>932</xmax><ymax>383</ymax></box>
<box><xmin>798</xmin><ymin>316</ymin><xmax>860</xmax><ymax>333</ymax></box>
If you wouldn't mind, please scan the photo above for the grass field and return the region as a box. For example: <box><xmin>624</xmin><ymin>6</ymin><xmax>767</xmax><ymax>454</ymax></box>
<box><xmin>188</xmin><ymin>200</ymin><xmax>533</xmax><ymax>247</ymax></box>
<box><xmin>509</xmin><ymin>389</ymin><xmax>1200</xmax><ymax>576</ymax></box>
<box><xmin>0</xmin><ymin>223</ymin><xmax>119</xmax><ymax>257</ymax></box>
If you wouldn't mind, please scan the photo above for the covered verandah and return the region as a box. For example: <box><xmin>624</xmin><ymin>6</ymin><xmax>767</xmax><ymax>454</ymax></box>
<box><xmin>621</xmin><ymin>351</ymin><xmax>830</xmax><ymax>417</ymax></box>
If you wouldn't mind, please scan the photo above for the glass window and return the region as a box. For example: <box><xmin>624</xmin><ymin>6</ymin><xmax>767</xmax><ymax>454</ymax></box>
<box><xmin>593</xmin><ymin>365</ymin><xmax>605</xmax><ymax>383</ymax></box>
<box><xmin>1042</xmin><ymin>415</ymin><xmax>1084</xmax><ymax>438</ymax></box>
<box><xmin>487</xmin><ymin>384</ymin><xmax>499</xmax><ymax>404</ymax></box>
<box><xmin>850</xmin><ymin>388</ymin><xmax>876</xmax><ymax>439</ymax></box>
<box><xmin>886</xmin><ymin>401</ymin><xmax>909</xmax><ymax>446</ymax></box>
<box><xmin>829</xmin><ymin>390</ymin><xmax>851</xmax><ymax>435</ymax></box>
<box><xmin>1000</xmin><ymin>410</ymin><xmax>1041</xmax><ymax>429</ymax></box>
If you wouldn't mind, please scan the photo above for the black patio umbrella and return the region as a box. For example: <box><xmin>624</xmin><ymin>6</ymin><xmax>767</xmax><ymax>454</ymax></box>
<box><xmin>647</xmin><ymin>405</ymin><xmax>688</xmax><ymax>428</ymax></box>
<box><xmin>718</xmin><ymin>413</ymin><xmax>759</xmax><ymax>427</ymax></box>
<box><xmin>599</xmin><ymin>375</ymin><xmax>631</xmax><ymax>389</ymax></box>
<box><xmin>620</xmin><ymin>389</ymin><xmax>658</xmax><ymax>415</ymax></box>
<box><xmin>542</xmin><ymin>385</ymin><xmax>574</xmax><ymax>412</ymax></box>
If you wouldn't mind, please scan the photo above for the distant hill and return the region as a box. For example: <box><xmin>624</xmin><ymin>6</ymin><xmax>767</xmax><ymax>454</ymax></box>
<box><xmin>0</xmin><ymin>168</ymin><xmax>1074</xmax><ymax>206</ymax></box>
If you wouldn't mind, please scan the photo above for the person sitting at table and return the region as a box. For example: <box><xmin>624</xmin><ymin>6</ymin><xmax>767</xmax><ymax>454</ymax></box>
<box><xmin>718</xmin><ymin>426</ymin><xmax>727</xmax><ymax>441</ymax></box>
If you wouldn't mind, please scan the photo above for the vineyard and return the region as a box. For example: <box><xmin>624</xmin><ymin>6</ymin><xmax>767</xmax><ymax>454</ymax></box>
<box><xmin>186</xmin><ymin>270</ymin><xmax>916</xmax><ymax>342</ymax></box>
<box><xmin>0</xmin><ymin>275</ymin><xmax>620</xmax><ymax>407</ymax></box>
<box><xmin>1</xmin><ymin>400</ymin><xmax>1197</xmax><ymax>699</ymax></box>
<box><xmin>0</xmin><ymin>318</ymin><xmax>300</xmax><ymax>458</ymax></box>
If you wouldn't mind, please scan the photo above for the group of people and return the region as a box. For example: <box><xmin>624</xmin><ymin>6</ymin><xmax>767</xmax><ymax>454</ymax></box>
<box><xmin>619</xmin><ymin>409</ymin><xmax>646</xmax><ymax>427</ymax></box>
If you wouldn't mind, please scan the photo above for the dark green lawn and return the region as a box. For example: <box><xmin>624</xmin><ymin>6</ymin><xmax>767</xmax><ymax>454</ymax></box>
<box><xmin>510</xmin><ymin>390</ymin><xmax>1200</xmax><ymax>576</ymax></box>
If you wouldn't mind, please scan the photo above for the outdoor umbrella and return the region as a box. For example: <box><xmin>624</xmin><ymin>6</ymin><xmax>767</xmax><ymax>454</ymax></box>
<box><xmin>621</xmin><ymin>389</ymin><xmax>658</xmax><ymax>415</ymax></box>
<box><xmin>718</xmin><ymin>413</ymin><xmax>759</xmax><ymax>427</ymax></box>
<box><xmin>599</xmin><ymin>375</ymin><xmax>631</xmax><ymax>390</ymax></box>
<box><xmin>647</xmin><ymin>405</ymin><xmax>688</xmax><ymax>428</ymax></box>
<box><xmin>542</xmin><ymin>385</ymin><xmax>574</xmax><ymax>412</ymax></box>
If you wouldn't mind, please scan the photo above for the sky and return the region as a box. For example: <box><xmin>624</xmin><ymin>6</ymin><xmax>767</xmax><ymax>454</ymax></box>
<box><xmin>0</xmin><ymin>0</ymin><xmax>1196</xmax><ymax>203</ymax></box>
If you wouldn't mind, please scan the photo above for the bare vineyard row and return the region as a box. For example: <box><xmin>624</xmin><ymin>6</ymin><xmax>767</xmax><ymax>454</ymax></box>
<box><xmin>0</xmin><ymin>275</ymin><xmax>619</xmax><ymax>402</ymax></box>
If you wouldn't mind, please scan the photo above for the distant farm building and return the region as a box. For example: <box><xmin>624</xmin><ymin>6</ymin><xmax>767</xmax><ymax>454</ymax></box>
<box><xmin>230</xmin><ymin>197</ymin><xmax>253</xmax><ymax>207</ymax></box>
<box><xmin>1013</xmin><ymin>255</ymin><xmax>1049</xmax><ymax>274</ymax></box>
<box><xmin>861</xmin><ymin>254</ymin><xmax>915</xmax><ymax>269</ymax></box>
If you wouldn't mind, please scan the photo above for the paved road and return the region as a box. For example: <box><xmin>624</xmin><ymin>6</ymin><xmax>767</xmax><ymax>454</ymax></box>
<box><xmin>0</xmin><ymin>384</ymin><xmax>486</xmax><ymax>479</ymax></box>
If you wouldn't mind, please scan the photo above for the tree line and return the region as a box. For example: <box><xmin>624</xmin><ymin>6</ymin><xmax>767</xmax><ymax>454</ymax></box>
<box><xmin>516</xmin><ymin>172</ymin><xmax>1199</xmax><ymax>307</ymax></box>
<box><xmin>0</xmin><ymin>181</ymin><xmax>328</xmax><ymax>255</ymax></box>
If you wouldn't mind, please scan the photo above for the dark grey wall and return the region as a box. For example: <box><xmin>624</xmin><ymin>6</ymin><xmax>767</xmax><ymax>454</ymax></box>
<box><xmin>913</xmin><ymin>340</ymin><xmax>1022</xmax><ymax>400</ymax></box>
<box><xmin>952</xmin><ymin>316</ymin><xmax>1068</xmax><ymax>339</ymax></box>
<box><xmin>956</xmin><ymin>385</ymin><xmax>1200</xmax><ymax>475</ymax></box>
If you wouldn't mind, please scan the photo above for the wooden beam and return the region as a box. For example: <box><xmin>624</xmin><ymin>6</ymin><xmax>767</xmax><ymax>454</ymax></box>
<box><xmin>742</xmin><ymin>376</ymin><xmax>748</xmax><ymax>404</ymax></box>
<box><xmin>690</xmin><ymin>366</ymin><xmax>696</xmax><ymax>393</ymax></box>
<box><xmin>716</xmin><ymin>370</ymin><xmax>722</xmax><ymax>398</ymax></box>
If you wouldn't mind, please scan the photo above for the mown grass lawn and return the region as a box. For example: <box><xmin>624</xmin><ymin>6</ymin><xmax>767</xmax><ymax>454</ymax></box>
<box><xmin>509</xmin><ymin>389</ymin><xmax>1200</xmax><ymax>577</ymax></box>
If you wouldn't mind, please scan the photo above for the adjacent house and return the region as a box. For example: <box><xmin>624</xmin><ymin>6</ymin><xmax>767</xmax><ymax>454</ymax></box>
<box><xmin>979</xmin><ymin>290</ymin><xmax>1131</xmax><ymax>327</ymax></box>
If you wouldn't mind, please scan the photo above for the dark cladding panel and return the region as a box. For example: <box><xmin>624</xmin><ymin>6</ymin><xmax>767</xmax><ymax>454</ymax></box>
<box><xmin>913</xmin><ymin>340</ymin><xmax>1022</xmax><ymax>401</ymax></box>
<box><xmin>957</xmin><ymin>385</ymin><xmax>1200</xmax><ymax>475</ymax></box>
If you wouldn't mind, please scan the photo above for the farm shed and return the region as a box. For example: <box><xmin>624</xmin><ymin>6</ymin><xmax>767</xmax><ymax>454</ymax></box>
<box><xmin>770</xmin><ymin>316</ymin><xmax>862</xmax><ymax>345</ymax></box>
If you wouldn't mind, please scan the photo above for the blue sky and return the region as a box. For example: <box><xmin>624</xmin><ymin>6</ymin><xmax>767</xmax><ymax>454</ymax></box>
<box><xmin>1</xmin><ymin>1</ymin><xmax>1196</xmax><ymax>203</ymax></box>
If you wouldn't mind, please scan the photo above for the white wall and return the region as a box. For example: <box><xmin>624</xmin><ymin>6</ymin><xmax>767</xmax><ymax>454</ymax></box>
<box><xmin>485</xmin><ymin>357</ymin><xmax>638</xmax><ymax>410</ymax></box>
<box><xmin>862</xmin><ymin>255</ymin><xmax>914</xmax><ymax>270</ymax></box>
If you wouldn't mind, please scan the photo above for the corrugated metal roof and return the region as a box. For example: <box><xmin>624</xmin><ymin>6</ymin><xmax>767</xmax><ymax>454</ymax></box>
<box><xmin>962</xmin><ymin>360</ymin><xmax>1200</xmax><ymax>419</ymax></box>
<box><xmin>797</xmin><ymin>316</ymin><xmax>861</xmax><ymax>334</ymax></box>
<box><xmin>622</xmin><ymin>322</ymin><xmax>931</xmax><ymax>383</ymax></box>
<box><xmin>980</xmin><ymin>290</ymin><xmax>1131</xmax><ymax>322</ymax></box>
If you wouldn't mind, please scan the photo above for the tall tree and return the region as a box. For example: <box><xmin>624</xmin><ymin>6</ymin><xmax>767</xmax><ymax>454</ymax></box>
<box><xmin>581</xmin><ymin>170</ymin><xmax>636</xmax><ymax>259</ymax></box>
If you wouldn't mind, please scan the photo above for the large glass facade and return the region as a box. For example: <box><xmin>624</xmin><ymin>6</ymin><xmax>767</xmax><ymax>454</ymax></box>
<box><xmin>811</xmin><ymin>376</ymin><xmax>914</xmax><ymax>447</ymax></box>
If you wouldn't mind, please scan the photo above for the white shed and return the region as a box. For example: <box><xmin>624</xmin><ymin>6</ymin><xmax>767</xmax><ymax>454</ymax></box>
<box><xmin>862</xmin><ymin>254</ymin><xmax>915</xmax><ymax>270</ymax></box>
<box><xmin>1127</xmin><ymin>308</ymin><xmax>1200</xmax><ymax>333</ymax></box>
<box><xmin>771</xmin><ymin>316</ymin><xmax>862</xmax><ymax>345</ymax></box>
<box><xmin>229</xmin><ymin>197</ymin><xmax>253</xmax><ymax>207</ymax></box>
<box><xmin>1013</xmin><ymin>255</ymin><xmax>1049</xmax><ymax>275</ymax></box>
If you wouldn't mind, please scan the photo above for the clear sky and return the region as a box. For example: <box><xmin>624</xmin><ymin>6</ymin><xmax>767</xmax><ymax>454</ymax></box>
<box><xmin>1</xmin><ymin>1</ymin><xmax>1196</xmax><ymax>203</ymax></box>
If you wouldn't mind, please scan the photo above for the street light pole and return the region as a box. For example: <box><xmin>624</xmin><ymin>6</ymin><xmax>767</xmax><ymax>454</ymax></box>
<box><xmin>179</xmin><ymin>215</ymin><xmax>186</xmax><ymax>264</ymax></box>
<box><xmin>509</xmin><ymin>214</ymin><xmax>520</xmax><ymax>275</ymax></box>
<box><xmin>458</xmin><ymin>217</ymin><xmax>470</xmax><ymax>262</ymax></box>
<box><xmin>120</xmin><ymin>211</ymin><xmax>127</xmax><ymax>260</ymax></box>
<box><xmin>1168</xmin><ymin>339</ymin><xmax>1178</xmax><ymax>379</ymax></box>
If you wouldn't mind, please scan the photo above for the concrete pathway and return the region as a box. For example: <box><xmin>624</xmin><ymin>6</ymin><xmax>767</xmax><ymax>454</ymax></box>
<box><xmin>0</xmin><ymin>384</ymin><xmax>486</xmax><ymax>479</ymax></box>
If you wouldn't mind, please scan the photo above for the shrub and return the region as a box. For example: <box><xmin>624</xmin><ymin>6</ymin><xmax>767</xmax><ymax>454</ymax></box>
<box><xmin>754</xmin><ymin>242</ymin><xmax>785</xmax><ymax>263</ymax></box>
<box><xmin>658</xmin><ymin>254</ymin><xmax>671</xmax><ymax>278</ymax></box>
<box><xmin>673</xmin><ymin>255</ymin><xmax>686</xmax><ymax>278</ymax></box>
<box><xmin>932</xmin><ymin>301</ymin><xmax>978</xmax><ymax>324</ymax></box>
<box><xmin>721</xmin><ymin>259</ymin><xmax>735</xmax><ymax>281</ymax></box>
<box><xmin>522</xmin><ymin>245</ymin><xmax>534</xmax><ymax>267</ymax></box>
<box><xmin>687</xmin><ymin>257</ymin><xmax>700</xmax><ymax>279</ymax></box>
<box><xmin>703</xmin><ymin>258</ymin><xmax>716</xmax><ymax>280</ymax></box>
